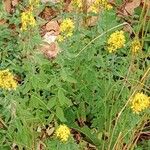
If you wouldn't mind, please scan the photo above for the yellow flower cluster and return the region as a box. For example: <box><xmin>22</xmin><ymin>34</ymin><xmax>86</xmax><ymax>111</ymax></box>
<box><xmin>130</xmin><ymin>92</ymin><xmax>150</xmax><ymax>114</ymax></box>
<box><xmin>55</xmin><ymin>124</ymin><xmax>71</xmax><ymax>142</ymax></box>
<box><xmin>71</xmin><ymin>0</ymin><xmax>82</xmax><ymax>9</ymax></box>
<box><xmin>21</xmin><ymin>10</ymin><xmax>36</xmax><ymax>31</ymax></box>
<box><xmin>89</xmin><ymin>0</ymin><xmax>112</xmax><ymax>13</ymax></box>
<box><xmin>107</xmin><ymin>30</ymin><xmax>126</xmax><ymax>53</ymax></box>
<box><xmin>0</xmin><ymin>69</ymin><xmax>17</xmax><ymax>90</ymax></box>
<box><xmin>58</xmin><ymin>18</ymin><xmax>75</xmax><ymax>42</ymax></box>
<box><xmin>131</xmin><ymin>38</ymin><xmax>141</xmax><ymax>54</ymax></box>
<box><xmin>29</xmin><ymin>0</ymin><xmax>39</xmax><ymax>8</ymax></box>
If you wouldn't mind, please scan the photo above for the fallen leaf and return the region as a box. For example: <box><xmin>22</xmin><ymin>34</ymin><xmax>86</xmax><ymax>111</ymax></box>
<box><xmin>124</xmin><ymin>0</ymin><xmax>141</xmax><ymax>16</ymax></box>
<box><xmin>12</xmin><ymin>0</ymin><xmax>19</xmax><ymax>6</ymax></box>
<box><xmin>0</xmin><ymin>19</ymin><xmax>6</xmax><ymax>25</ymax></box>
<box><xmin>46</xmin><ymin>127</ymin><xmax>55</xmax><ymax>136</ymax></box>
<box><xmin>46</xmin><ymin>20</ymin><xmax>60</xmax><ymax>35</ymax></box>
<box><xmin>87</xmin><ymin>16</ymin><xmax>98</xmax><ymax>27</ymax></box>
<box><xmin>43</xmin><ymin>32</ymin><xmax>57</xmax><ymax>44</ymax></box>
<box><xmin>141</xmin><ymin>0</ymin><xmax>150</xmax><ymax>9</ymax></box>
<box><xmin>123</xmin><ymin>24</ymin><xmax>133</xmax><ymax>34</ymax></box>
<box><xmin>37</xmin><ymin>140</ymin><xmax>46</xmax><ymax>150</ymax></box>
<box><xmin>39</xmin><ymin>42</ymin><xmax>60</xmax><ymax>59</ymax></box>
<box><xmin>39</xmin><ymin>7</ymin><xmax>57</xmax><ymax>21</ymax></box>
<box><xmin>3</xmin><ymin>0</ymin><xmax>12</xmax><ymax>13</ymax></box>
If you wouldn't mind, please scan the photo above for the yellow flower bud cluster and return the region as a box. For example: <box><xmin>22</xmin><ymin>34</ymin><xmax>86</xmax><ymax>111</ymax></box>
<box><xmin>21</xmin><ymin>10</ymin><xmax>36</xmax><ymax>31</ymax></box>
<box><xmin>107</xmin><ymin>30</ymin><xmax>126</xmax><ymax>53</ymax></box>
<box><xmin>29</xmin><ymin>0</ymin><xmax>40</xmax><ymax>8</ymax></box>
<box><xmin>130</xmin><ymin>92</ymin><xmax>150</xmax><ymax>114</ymax></box>
<box><xmin>131</xmin><ymin>38</ymin><xmax>141</xmax><ymax>54</ymax></box>
<box><xmin>20</xmin><ymin>0</ymin><xmax>39</xmax><ymax>31</ymax></box>
<box><xmin>55</xmin><ymin>124</ymin><xmax>71</xmax><ymax>142</ymax></box>
<box><xmin>58</xmin><ymin>18</ymin><xmax>75</xmax><ymax>42</ymax></box>
<box><xmin>71</xmin><ymin>0</ymin><xmax>83</xmax><ymax>9</ymax></box>
<box><xmin>0</xmin><ymin>69</ymin><xmax>17</xmax><ymax>90</ymax></box>
<box><xmin>89</xmin><ymin>0</ymin><xmax>113</xmax><ymax>14</ymax></box>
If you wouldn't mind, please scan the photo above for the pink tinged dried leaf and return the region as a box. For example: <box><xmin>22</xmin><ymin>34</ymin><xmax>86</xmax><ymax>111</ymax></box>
<box><xmin>40</xmin><ymin>42</ymin><xmax>60</xmax><ymax>59</ymax></box>
<box><xmin>12</xmin><ymin>0</ymin><xmax>19</xmax><ymax>6</ymax></box>
<box><xmin>43</xmin><ymin>32</ymin><xmax>57</xmax><ymax>44</ymax></box>
<box><xmin>124</xmin><ymin>0</ymin><xmax>141</xmax><ymax>16</ymax></box>
<box><xmin>45</xmin><ymin>20</ymin><xmax>60</xmax><ymax>35</ymax></box>
<box><xmin>3</xmin><ymin>0</ymin><xmax>12</xmax><ymax>13</ymax></box>
<box><xmin>87</xmin><ymin>16</ymin><xmax>98</xmax><ymax>27</ymax></box>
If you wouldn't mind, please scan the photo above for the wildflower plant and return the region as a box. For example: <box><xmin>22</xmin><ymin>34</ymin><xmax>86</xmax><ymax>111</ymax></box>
<box><xmin>0</xmin><ymin>0</ymin><xmax>150</xmax><ymax>150</ymax></box>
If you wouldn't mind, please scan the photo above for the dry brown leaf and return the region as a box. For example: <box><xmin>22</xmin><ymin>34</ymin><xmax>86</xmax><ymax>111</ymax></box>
<box><xmin>40</xmin><ymin>42</ymin><xmax>60</xmax><ymax>59</ymax></box>
<box><xmin>37</xmin><ymin>140</ymin><xmax>46</xmax><ymax>150</ymax></box>
<box><xmin>43</xmin><ymin>32</ymin><xmax>57</xmax><ymax>44</ymax></box>
<box><xmin>123</xmin><ymin>24</ymin><xmax>133</xmax><ymax>34</ymax></box>
<box><xmin>141</xmin><ymin>0</ymin><xmax>150</xmax><ymax>9</ymax></box>
<box><xmin>3</xmin><ymin>0</ymin><xmax>12</xmax><ymax>13</ymax></box>
<box><xmin>46</xmin><ymin>127</ymin><xmax>55</xmax><ymax>136</ymax></box>
<box><xmin>12</xmin><ymin>0</ymin><xmax>19</xmax><ymax>6</ymax></box>
<box><xmin>0</xmin><ymin>19</ymin><xmax>6</xmax><ymax>25</ymax></box>
<box><xmin>46</xmin><ymin>20</ymin><xmax>60</xmax><ymax>35</ymax></box>
<box><xmin>39</xmin><ymin>7</ymin><xmax>57</xmax><ymax>21</ymax></box>
<box><xmin>124</xmin><ymin>0</ymin><xmax>141</xmax><ymax>16</ymax></box>
<box><xmin>86</xmin><ymin>16</ymin><xmax>98</xmax><ymax>27</ymax></box>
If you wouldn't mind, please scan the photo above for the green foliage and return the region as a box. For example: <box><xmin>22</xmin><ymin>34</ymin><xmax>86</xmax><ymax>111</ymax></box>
<box><xmin>0</xmin><ymin>0</ymin><xmax>150</xmax><ymax>150</ymax></box>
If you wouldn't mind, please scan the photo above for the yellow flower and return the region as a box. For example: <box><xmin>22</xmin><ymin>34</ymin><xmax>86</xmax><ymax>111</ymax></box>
<box><xmin>71</xmin><ymin>0</ymin><xmax>82</xmax><ymax>8</ymax></box>
<box><xmin>58</xmin><ymin>18</ymin><xmax>75</xmax><ymax>41</ymax></box>
<box><xmin>21</xmin><ymin>10</ymin><xmax>36</xmax><ymax>31</ymax></box>
<box><xmin>55</xmin><ymin>124</ymin><xmax>71</xmax><ymax>142</ymax></box>
<box><xmin>131</xmin><ymin>38</ymin><xmax>141</xmax><ymax>54</ymax></box>
<box><xmin>130</xmin><ymin>92</ymin><xmax>150</xmax><ymax>114</ymax></box>
<box><xmin>106</xmin><ymin>4</ymin><xmax>113</xmax><ymax>10</ymax></box>
<box><xmin>0</xmin><ymin>69</ymin><xmax>17</xmax><ymax>90</ymax></box>
<box><xmin>107</xmin><ymin>30</ymin><xmax>126</xmax><ymax>53</ymax></box>
<box><xmin>89</xmin><ymin>0</ymin><xmax>113</xmax><ymax>13</ymax></box>
<box><xmin>57</xmin><ymin>35</ymin><xmax>65</xmax><ymax>42</ymax></box>
<box><xmin>29</xmin><ymin>0</ymin><xmax>39</xmax><ymax>8</ymax></box>
<box><xmin>89</xmin><ymin>5</ymin><xmax>99</xmax><ymax>14</ymax></box>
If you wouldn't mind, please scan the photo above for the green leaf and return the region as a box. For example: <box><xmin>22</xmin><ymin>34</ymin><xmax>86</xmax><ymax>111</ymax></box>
<box><xmin>58</xmin><ymin>88</ymin><xmax>72</xmax><ymax>107</ymax></box>
<box><xmin>65</xmin><ymin>76</ymin><xmax>77</xmax><ymax>84</ymax></box>
<box><xmin>60</xmin><ymin>69</ymin><xmax>67</xmax><ymax>81</ymax></box>
<box><xmin>47</xmin><ymin>97</ymin><xmax>57</xmax><ymax>109</ymax></box>
<box><xmin>47</xmin><ymin>78</ymin><xmax>57</xmax><ymax>88</ymax></box>
<box><xmin>56</xmin><ymin>106</ymin><xmax>67</xmax><ymax>122</ymax></box>
<box><xmin>78</xmin><ymin>102</ymin><xmax>86</xmax><ymax>122</ymax></box>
